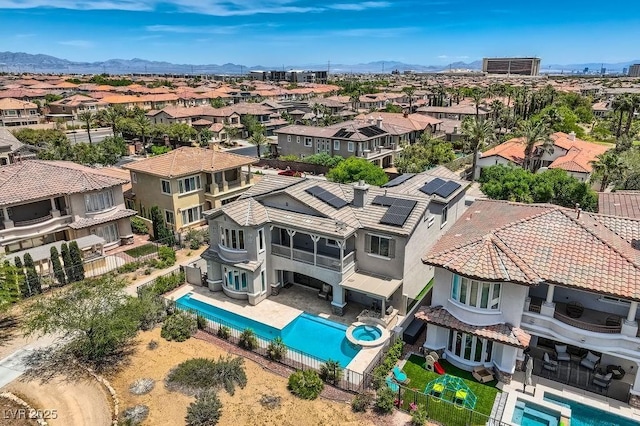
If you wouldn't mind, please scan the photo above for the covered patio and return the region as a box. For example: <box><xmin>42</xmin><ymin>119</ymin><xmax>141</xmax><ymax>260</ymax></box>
<box><xmin>341</xmin><ymin>270</ymin><xmax>402</xmax><ymax>326</ymax></box>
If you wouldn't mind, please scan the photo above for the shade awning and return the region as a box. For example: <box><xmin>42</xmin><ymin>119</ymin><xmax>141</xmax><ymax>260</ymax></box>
<box><xmin>9</xmin><ymin>234</ymin><xmax>106</xmax><ymax>264</ymax></box>
<box><xmin>341</xmin><ymin>271</ymin><xmax>402</xmax><ymax>300</ymax></box>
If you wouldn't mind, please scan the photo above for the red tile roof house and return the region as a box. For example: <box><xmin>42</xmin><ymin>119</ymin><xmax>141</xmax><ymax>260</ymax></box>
<box><xmin>416</xmin><ymin>199</ymin><xmax>640</xmax><ymax>405</ymax></box>
<box><xmin>475</xmin><ymin>131</ymin><xmax>610</xmax><ymax>181</ymax></box>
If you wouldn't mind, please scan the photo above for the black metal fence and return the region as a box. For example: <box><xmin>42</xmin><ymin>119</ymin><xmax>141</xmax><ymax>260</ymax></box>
<box><xmin>172</xmin><ymin>300</ymin><xmax>386</xmax><ymax>394</ymax></box>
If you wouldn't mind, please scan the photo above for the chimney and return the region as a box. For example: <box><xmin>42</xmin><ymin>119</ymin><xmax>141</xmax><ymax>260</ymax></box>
<box><xmin>569</xmin><ymin>131</ymin><xmax>576</xmax><ymax>141</ymax></box>
<box><xmin>376</xmin><ymin>116</ymin><xmax>383</xmax><ymax>128</ymax></box>
<box><xmin>352</xmin><ymin>180</ymin><xmax>369</xmax><ymax>208</ymax></box>
<box><xmin>368</xmin><ymin>116</ymin><xmax>374</xmax><ymax>125</ymax></box>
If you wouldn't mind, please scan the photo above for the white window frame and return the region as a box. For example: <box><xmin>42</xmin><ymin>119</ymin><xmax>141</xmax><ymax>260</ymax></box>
<box><xmin>347</xmin><ymin>141</ymin><xmax>354</xmax><ymax>152</ymax></box>
<box><xmin>296</xmin><ymin>136</ymin><xmax>300</xmax><ymax>144</ymax></box>
<box><xmin>451</xmin><ymin>275</ymin><xmax>501</xmax><ymax>310</ymax></box>
<box><xmin>178</xmin><ymin>175</ymin><xmax>202</xmax><ymax>194</ymax></box>
<box><xmin>84</xmin><ymin>189</ymin><xmax>115</xmax><ymax>213</ymax></box>
<box><xmin>93</xmin><ymin>222</ymin><xmax>119</xmax><ymax>243</ymax></box>
<box><xmin>441</xmin><ymin>205</ymin><xmax>449</xmax><ymax>228</ymax></box>
<box><xmin>287</xmin><ymin>135</ymin><xmax>291</xmax><ymax>142</ymax></box>
<box><xmin>304</xmin><ymin>137</ymin><xmax>312</xmax><ymax>147</ymax></box>
<box><xmin>161</xmin><ymin>179</ymin><xmax>171</xmax><ymax>195</ymax></box>
<box><xmin>220</xmin><ymin>226</ymin><xmax>246</xmax><ymax>250</ymax></box>
<box><xmin>181</xmin><ymin>205</ymin><xmax>203</xmax><ymax>226</ymax></box>
<box><xmin>333</xmin><ymin>140</ymin><xmax>340</xmax><ymax>150</ymax></box>
<box><xmin>325</xmin><ymin>238</ymin><xmax>339</xmax><ymax>248</ymax></box>
<box><xmin>447</xmin><ymin>330</ymin><xmax>493</xmax><ymax>363</ymax></box>
<box><xmin>365</xmin><ymin>233</ymin><xmax>394</xmax><ymax>259</ymax></box>
<box><xmin>164</xmin><ymin>209</ymin><xmax>174</xmax><ymax>224</ymax></box>
<box><xmin>258</xmin><ymin>229</ymin><xmax>265</xmax><ymax>252</ymax></box>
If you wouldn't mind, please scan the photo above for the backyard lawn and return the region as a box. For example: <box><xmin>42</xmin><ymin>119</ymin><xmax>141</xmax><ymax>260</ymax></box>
<box><xmin>124</xmin><ymin>243</ymin><xmax>157</xmax><ymax>258</ymax></box>
<box><xmin>397</xmin><ymin>355</ymin><xmax>500</xmax><ymax>426</ymax></box>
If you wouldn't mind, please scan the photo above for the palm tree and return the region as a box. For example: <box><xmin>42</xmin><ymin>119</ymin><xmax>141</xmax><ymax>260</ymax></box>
<box><xmin>470</xmin><ymin>88</ymin><xmax>486</xmax><ymax>120</ymax></box>
<box><xmin>402</xmin><ymin>86</ymin><xmax>416</xmax><ymax>113</ymax></box>
<box><xmin>612</xmin><ymin>95</ymin><xmax>632</xmax><ymax>137</ymax></box>
<box><xmin>461</xmin><ymin>117</ymin><xmax>497</xmax><ymax>181</ymax></box>
<box><xmin>590</xmin><ymin>151</ymin><xmax>622</xmax><ymax>191</ymax></box>
<box><xmin>78</xmin><ymin>111</ymin><xmax>95</xmax><ymax>144</ymax></box>
<box><xmin>624</xmin><ymin>94</ymin><xmax>640</xmax><ymax>136</ymax></box>
<box><xmin>490</xmin><ymin>100</ymin><xmax>505</xmax><ymax>126</ymax></box>
<box><xmin>134</xmin><ymin>115</ymin><xmax>152</xmax><ymax>147</ymax></box>
<box><xmin>518</xmin><ymin>120</ymin><xmax>552</xmax><ymax>172</ymax></box>
<box><xmin>248</xmin><ymin>131</ymin><xmax>268</xmax><ymax>157</ymax></box>
<box><xmin>100</xmin><ymin>106</ymin><xmax>125</xmax><ymax>137</ymax></box>
<box><xmin>349</xmin><ymin>90</ymin><xmax>361</xmax><ymax>112</ymax></box>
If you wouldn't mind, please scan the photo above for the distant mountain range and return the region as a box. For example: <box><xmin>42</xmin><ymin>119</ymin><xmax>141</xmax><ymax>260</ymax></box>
<box><xmin>0</xmin><ymin>52</ymin><xmax>637</xmax><ymax>75</ymax></box>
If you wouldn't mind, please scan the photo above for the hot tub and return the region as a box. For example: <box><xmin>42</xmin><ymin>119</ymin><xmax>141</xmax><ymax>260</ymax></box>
<box><xmin>346</xmin><ymin>322</ymin><xmax>389</xmax><ymax>347</ymax></box>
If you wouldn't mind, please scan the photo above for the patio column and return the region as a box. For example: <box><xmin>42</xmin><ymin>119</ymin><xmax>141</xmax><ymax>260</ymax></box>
<box><xmin>627</xmin><ymin>301</ymin><xmax>638</xmax><ymax>323</ymax></box>
<box><xmin>540</xmin><ymin>284</ymin><xmax>556</xmax><ymax>317</ymax></box>
<box><xmin>221</xmin><ymin>171</ymin><xmax>228</xmax><ymax>191</ymax></box>
<box><xmin>337</xmin><ymin>240</ymin><xmax>345</xmax><ymax>271</ymax></box>
<box><xmin>50</xmin><ymin>197</ymin><xmax>60</xmax><ymax>217</ymax></box>
<box><xmin>286</xmin><ymin>229</ymin><xmax>296</xmax><ymax>260</ymax></box>
<box><xmin>622</xmin><ymin>301</ymin><xmax>639</xmax><ymax>337</ymax></box>
<box><xmin>2</xmin><ymin>207</ymin><xmax>9</xmax><ymax>221</ymax></box>
<box><xmin>310</xmin><ymin>234</ymin><xmax>319</xmax><ymax>266</ymax></box>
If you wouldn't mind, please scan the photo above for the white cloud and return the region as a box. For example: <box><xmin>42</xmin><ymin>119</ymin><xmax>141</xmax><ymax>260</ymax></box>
<box><xmin>0</xmin><ymin>0</ymin><xmax>151</xmax><ymax>11</ymax></box>
<box><xmin>332</xmin><ymin>27</ymin><xmax>416</xmax><ymax>38</ymax></box>
<box><xmin>328</xmin><ymin>2</ymin><xmax>390</xmax><ymax>11</ymax></box>
<box><xmin>146</xmin><ymin>24</ymin><xmax>253</xmax><ymax>34</ymax></box>
<box><xmin>58</xmin><ymin>39</ymin><xmax>93</xmax><ymax>47</ymax></box>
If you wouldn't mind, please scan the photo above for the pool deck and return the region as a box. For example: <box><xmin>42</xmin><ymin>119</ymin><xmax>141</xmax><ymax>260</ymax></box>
<box><xmin>500</xmin><ymin>369</ymin><xmax>640</xmax><ymax>425</ymax></box>
<box><xmin>166</xmin><ymin>283</ymin><xmax>387</xmax><ymax>375</ymax></box>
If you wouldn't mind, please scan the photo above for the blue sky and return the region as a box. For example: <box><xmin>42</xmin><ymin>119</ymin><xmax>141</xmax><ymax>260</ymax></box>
<box><xmin>0</xmin><ymin>0</ymin><xmax>638</xmax><ymax>66</ymax></box>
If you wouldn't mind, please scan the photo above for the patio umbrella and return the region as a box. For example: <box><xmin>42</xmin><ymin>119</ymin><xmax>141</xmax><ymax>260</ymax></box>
<box><xmin>524</xmin><ymin>356</ymin><xmax>534</xmax><ymax>392</ymax></box>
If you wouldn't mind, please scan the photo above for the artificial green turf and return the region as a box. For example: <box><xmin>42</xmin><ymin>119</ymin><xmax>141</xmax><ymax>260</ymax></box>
<box><xmin>401</xmin><ymin>355</ymin><xmax>499</xmax><ymax>418</ymax></box>
<box><xmin>124</xmin><ymin>243</ymin><xmax>157</xmax><ymax>258</ymax></box>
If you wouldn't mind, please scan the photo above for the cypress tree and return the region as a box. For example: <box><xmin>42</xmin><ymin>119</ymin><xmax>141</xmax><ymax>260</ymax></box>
<box><xmin>1</xmin><ymin>260</ymin><xmax>20</xmax><ymax>307</ymax></box>
<box><xmin>50</xmin><ymin>246</ymin><xmax>66</xmax><ymax>286</ymax></box>
<box><xmin>14</xmin><ymin>256</ymin><xmax>30</xmax><ymax>297</ymax></box>
<box><xmin>151</xmin><ymin>206</ymin><xmax>174</xmax><ymax>245</ymax></box>
<box><xmin>61</xmin><ymin>243</ymin><xmax>73</xmax><ymax>282</ymax></box>
<box><xmin>23</xmin><ymin>253</ymin><xmax>41</xmax><ymax>295</ymax></box>
<box><xmin>69</xmin><ymin>241</ymin><xmax>85</xmax><ymax>282</ymax></box>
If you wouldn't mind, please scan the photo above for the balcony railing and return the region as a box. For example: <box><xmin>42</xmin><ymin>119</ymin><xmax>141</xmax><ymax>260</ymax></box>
<box><xmin>271</xmin><ymin>243</ymin><xmax>354</xmax><ymax>272</ymax></box>
<box><xmin>14</xmin><ymin>214</ymin><xmax>53</xmax><ymax>227</ymax></box>
<box><xmin>553</xmin><ymin>310</ymin><xmax>622</xmax><ymax>334</ymax></box>
<box><xmin>527</xmin><ymin>298</ymin><xmax>623</xmax><ymax>334</ymax></box>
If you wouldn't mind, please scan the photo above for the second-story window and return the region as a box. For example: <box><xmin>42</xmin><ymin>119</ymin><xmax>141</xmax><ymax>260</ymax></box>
<box><xmin>441</xmin><ymin>205</ymin><xmax>449</xmax><ymax>227</ymax></box>
<box><xmin>178</xmin><ymin>175</ymin><xmax>202</xmax><ymax>194</ymax></box>
<box><xmin>258</xmin><ymin>229</ymin><xmax>264</xmax><ymax>252</ymax></box>
<box><xmin>220</xmin><ymin>226</ymin><xmax>245</xmax><ymax>250</ymax></box>
<box><xmin>85</xmin><ymin>189</ymin><xmax>114</xmax><ymax>212</ymax></box>
<box><xmin>365</xmin><ymin>234</ymin><xmax>394</xmax><ymax>258</ymax></box>
<box><xmin>451</xmin><ymin>275</ymin><xmax>501</xmax><ymax>310</ymax></box>
<box><xmin>161</xmin><ymin>180</ymin><xmax>171</xmax><ymax>195</ymax></box>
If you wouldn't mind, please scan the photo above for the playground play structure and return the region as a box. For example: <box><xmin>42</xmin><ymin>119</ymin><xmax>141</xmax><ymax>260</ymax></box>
<box><xmin>424</xmin><ymin>351</ymin><xmax>445</xmax><ymax>375</ymax></box>
<box><xmin>424</xmin><ymin>374</ymin><xmax>477</xmax><ymax>410</ymax></box>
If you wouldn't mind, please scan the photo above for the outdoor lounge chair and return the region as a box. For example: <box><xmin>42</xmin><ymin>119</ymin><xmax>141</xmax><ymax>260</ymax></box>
<box><xmin>554</xmin><ymin>344</ymin><xmax>571</xmax><ymax>363</ymax></box>
<box><xmin>580</xmin><ymin>351</ymin><xmax>600</xmax><ymax>371</ymax></box>
<box><xmin>592</xmin><ymin>372</ymin><xmax>612</xmax><ymax>392</ymax></box>
<box><xmin>386</xmin><ymin>376</ymin><xmax>399</xmax><ymax>392</ymax></box>
<box><xmin>543</xmin><ymin>353</ymin><xmax>558</xmax><ymax>375</ymax></box>
<box><xmin>318</xmin><ymin>284</ymin><xmax>331</xmax><ymax>300</ymax></box>
<box><xmin>392</xmin><ymin>366</ymin><xmax>408</xmax><ymax>383</ymax></box>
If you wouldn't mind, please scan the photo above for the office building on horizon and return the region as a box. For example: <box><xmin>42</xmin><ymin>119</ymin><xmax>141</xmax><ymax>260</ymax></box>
<box><xmin>482</xmin><ymin>57</ymin><xmax>541</xmax><ymax>76</ymax></box>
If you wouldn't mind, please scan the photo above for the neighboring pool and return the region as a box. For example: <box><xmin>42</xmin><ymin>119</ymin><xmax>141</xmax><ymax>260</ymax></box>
<box><xmin>352</xmin><ymin>325</ymin><xmax>382</xmax><ymax>341</ymax></box>
<box><xmin>512</xmin><ymin>400</ymin><xmax>560</xmax><ymax>426</ymax></box>
<box><xmin>543</xmin><ymin>392</ymin><xmax>640</xmax><ymax>426</ymax></box>
<box><xmin>175</xmin><ymin>294</ymin><xmax>360</xmax><ymax>367</ymax></box>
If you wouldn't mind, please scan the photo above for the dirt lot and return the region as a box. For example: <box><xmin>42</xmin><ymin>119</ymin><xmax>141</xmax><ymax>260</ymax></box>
<box><xmin>0</xmin><ymin>396</ymin><xmax>38</xmax><ymax>426</ymax></box>
<box><xmin>109</xmin><ymin>328</ymin><xmax>380</xmax><ymax>426</ymax></box>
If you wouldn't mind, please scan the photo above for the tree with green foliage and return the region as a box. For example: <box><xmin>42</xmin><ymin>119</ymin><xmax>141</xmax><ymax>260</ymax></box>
<box><xmin>167</xmin><ymin>123</ymin><xmax>197</xmax><ymax>146</ymax></box>
<box><xmin>248</xmin><ymin>131</ymin><xmax>268</xmax><ymax>157</ymax></box>
<box><xmin>198</xmin><ymin>128</ymin><xmax>214</xmax><ymax>146</ymax></box>
<box><xmin>402</xmin><ymin>86</ymin><xmax>416</xmax><ymax>112</ymax></box>
<box><xmin>590</xmin><ymin>150</ymin><xmax>623</xmax><ymax>191</ymax></box>
<box><xmin>223</xmin><ymin>124</ymin><xmax>240</xmax><ymax>145</ymax></box>
<box><xmin>461</xmin><ymin>117</ymin><xmax>497</xmax><ymax>181</ymax></box>
<box><xmin>78</xmin><ymin>111</ymin><xmax>95</xmax><ymax>144</ymax></box>
<box><xmin>395</xmin><ymin>134</ymin><xmax>456</xmax><ymax>173</ymax></box>
<box><xmin>517</xmin><ymin>120</ymin><xmax>552</xmax><ymax>172</ymax></box>
<box><xmin>14</xmin><ymin>257</ymin><xmax>30</xmax><ymax>298</ymax></box>
<box><xmin>382</xmin><ymin>104</ymin><xmax>403</xmax><ymax>113</ymax></box>
<box><xmin>612</xmin><ymin>95</ymin><xmax>632</xmax><ymax>138</ymax></box>
<box><xmin>210</xmin><ymin>98</ymin><xmax>226</xmax><ymax>108</ymax></box>
<box><xmin>12</xmin><ymin>128</ymin><xmax>69</xmax><ymax>147</ymax></box>
<box><xmin>68</xmin><ymin>241</ymin><xmax>85</xmax><ymax>282</ymax></box>
<box><xmin>99</xmin><ymin>106</ymin><xmax>126</xmax><ymax>137</ymax></box>
<box><xmin>23</xmin><ymin>253</ymin><xmax>41</xmax><ymax>295</ymax></box>
<box><xmin>50</xmin><ymin>246</ymin><xmax>66</xmax><ymax>287</ymax></box>
<box><xmin>23</xmin><ymin>276</ymin><xmax>148</xmax><ymax>367</ymax></box>
<box><xmin>301</xmin><ymin>153</ymin><xmax>344</xmax><ymax>168</ymax></box>
<box><xmin>0</xmin><ymin>260</ymin><xmax>20</xmax><ymax>311</ymax></box>
<box><xmin>326</xmin><ymin>157</ymin><xmax>388</xmax><ymax>186</ymax></box>
<box><xmin>240</xmin><ymin>115</ymin><xmax>264</xmax><ymax>137</ymax></box>
<box><xmin>186</xmin><ymin>390</ymin><xmax>222</xmax><ymax>426</ymax></box>
<box><xmin>150</xmin><ymin>206</ymin><xmax>174</xmax><ymax>245</ymax></box>
<box><xmin>288</xmin><ymin>369</ymin><xmax>324</xmax><ymax>400</ymax></box>
<box><xmin>135</xmin><ymin>115</ymin><xmax>152</xmax><ymax>146</ymax></box>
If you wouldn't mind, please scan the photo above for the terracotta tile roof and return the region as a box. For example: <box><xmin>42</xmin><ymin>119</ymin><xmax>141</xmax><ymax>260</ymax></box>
<box><xmin>0</xmin><ymin>160</ymin><xmax>129</xmax><ymax>205</ymax></box>
<box><xmin>423</xmin><ymin>199</ymin><xmax>640</xmax><ymax>300</ymax></box>
<box><xmin>122</xmin><ymin>147</ymin><xmax>257</xmax><ymax>178</ymax></box>
<box><xmin>68</xmin><ymin>208</ymin><xmax>137</xmax><ymax>229</ymax></box>
<box><xmin>480</xmin><ymin>138</ymin><xmax>526</xmax><ymax>164</ymax></box>
<box><xmin>415</xmin><ymin>306</ymin><xmax>530</xmax><ymax>348</ymax></box>
<box><xmin>0</xmin><ymin>98</ymin><xmax>38</xmax><ymax>110</ymax></box>
<box><xmin>598</xmin><ymin>191</ymin><xmax>640</xmax><ymax>219</ymax></box>
<box><xmin>355</xmin><ymin>112</ymin><xmax>442</xmax><ymax>131</ymax></box>
<box><xmin>49</xmin><ymin>94</ymin><xmax>107</xmax><ymax>107</ymax></box>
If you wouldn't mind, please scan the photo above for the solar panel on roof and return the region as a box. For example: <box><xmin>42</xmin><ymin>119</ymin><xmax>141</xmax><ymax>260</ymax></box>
<box><xmin>305</xmin><ymin>186</ymin><xmax>324</xmax><ymax>196</ymax></box>
<box><xmin>359</xmin><ymin>125</ymin><xmax>386</xmax><ymax>138</ymax></box>
<box><xmin>419</xmin><ymin>178</ymin><xmax>446</xmax><ymax>195</ymax></box>
<box><xmin>382</xmin><ymin>174</ymin><xmax>415</xmax><ymax>188</ymax></box>
<box><xmin>304</xmin><ymin>185</ymin><xmax>348</xmax><ymax>209</ymax></box>
<box><xmin>379</xmin><ymin>198</ymin><xmax>417</xmax><ymax>227</ymax></box>
<box><xmin>371</xmin><ymin>195</ymin><xmax>395</xmax><ymax>206</ymax></box>
<box><xmin>434</xmin><ymin>181</ymin><xmax>462</xmax><ymax>199</ymax></box>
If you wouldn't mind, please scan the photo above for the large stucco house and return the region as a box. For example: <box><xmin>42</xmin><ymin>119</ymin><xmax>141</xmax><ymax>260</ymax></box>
<box><xmin>200</xmin><ymin>167</ymin><xmax>469</xmax><ymax>316</ymax></box>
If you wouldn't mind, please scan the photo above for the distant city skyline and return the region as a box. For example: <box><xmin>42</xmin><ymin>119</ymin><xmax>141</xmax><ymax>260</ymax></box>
<box><xmin>0</xmin><ymin>0</ymin><xmax>638</xmax><ymax>66</ymax></box>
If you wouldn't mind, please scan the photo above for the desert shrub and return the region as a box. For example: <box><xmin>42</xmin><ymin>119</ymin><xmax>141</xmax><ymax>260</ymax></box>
<box><xmin>351</xmin><ymin>391</ymin><xmax>374</xmax><ymax>412</ymax></box>
<box><xmin>136</xmin><ymin>293</ymin><xmax>166</xmax><ymax>330</ymax></box>
<box><xmin>259</xmin><ymin>394</ymin><xmax>282</xmax><ymax>409</ymax></box>
<box><xmin>147</xmin><ymin>340</ymin><xmax>159</xmax><ymax>350</ymax></box>
<box><xmin>238</xmin><ymin>329</ymin><xmax>257</xmax><ymax>350</ymax></box>
<box><xmin>288</xmin><ymin>369</ymin><xmax>324</xmax><ymax>400</ymax></box>
<box><xmin>157</xmin><ymin>246</ymin><xmax>176</xmax><ymax>268</ymax></box>
<box><xmin>129</xmin><ymin>378</ymin><xmax>155</xmax><ymax>395</ymax></box>
<box><xmin>185</xmin><ymin>390</ymin><xmax>222</xmax><ymax>426</ymax></box>
<box><xmin>319</xmin><ymin>359</ymin><xmax>342</xmax><ymax>385</ymax></box>
<box><xmin>217</xmin><ymin>325</ymin><xmax>230</xmax><ymax>340</ymax></box>
<box><xmin>130</xmin><ymin>217</ymin><xmax>149</xmax><ymax>234</ymax></box>
<box><xmin>266</xmin><ymin>336</ymin><xmax>286</xmax><ymax>361</ymax></box>
<box><xmin>375</xmin><ymin>386</ymin><xmax>396</xmax><ymax>414</ymax></box>
<box><xmin>185</xmin><ymin>228</ymin><xmax>209</xmax><ymax>249</ymax></box>
<box><xmin>411</xmin><ymin>407</ymin><xmax>429</xmax><ymax>426</ymax></box>
<box><xmin>161</xmin><ymin>311</ymin><xmax>197</xmax><ymax>342</ymax></box>
<box><xmin>166</xmin><ymin>356</ymin><xmax>246</xmax><ymax>396</ymax></box>
<box><xmin>196</xmin><ymin>314</ymin><xmax>207</xmax><ymax>330</ymax></box>
<box><xmin>139</xmin><ymin>271</ymin><xmax>185</xmax><ymax>298</ymax></box>
<box><xmin>121</xmin><ymin>405</ymin><xmax>149</xmax><ymax>425</ymax></box>
<box><xmin>372</xmin><ymin>339</ymin><xmax>404</xmax><ymax>389</ymax></box>
<box><xmin>117</xmin><ymin>262</ymin><xmax>141</xmax><ymax>274</ymax></box>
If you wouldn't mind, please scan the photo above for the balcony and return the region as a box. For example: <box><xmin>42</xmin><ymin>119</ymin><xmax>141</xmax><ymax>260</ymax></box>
<box><xmin>0</xmin><ymin>213</ymin><xmax>72</xmax><ymax>242</ymax></box>
<box><xmin>207</xmin><ymin>172</ymin><xmax>253</xmax><ymax>196</ymax></box>
<box><xmin>527</xmin><ymin>298</ymin><xmax>622</xmax><ymax>334</ymax></box>
<box><xmin>215</xmin><ymin>244</ymin><xmax>249</xmax><ymax>263</ymax></box>
<box><xmin>271</xmin><ymin>243</ymin><xmax>354</xmax><ymax>272</ymax></box>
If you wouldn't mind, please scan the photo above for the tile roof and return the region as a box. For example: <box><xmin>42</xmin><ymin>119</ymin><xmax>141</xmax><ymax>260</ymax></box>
<box><xmin>0</xmin><ymin>98</ymin><xmax>38</xmax><ymax>110</ymax></box>
<box><xmin>598</xmin><ymin>191</ymin><xmax>640</xmax><ymax>219</ymax></box>
<box><xmin>480</xmin><ymin>138</ymin><xmax>526</xmax><ymax>164</ymax></box>
<box><xmin>0</xmin><ymin>160</ymin><xmax>129</xmax><ymax>205</ymax></box>
<box><xmin>68</xmin><ymin>208</ymin><xmax>137</xmax><ymax>229</ymax></box>
<box><xmin>415</xmin><ymin>306</ymin><xmax>531</xmax><ymax>348</ymax></box>
<box><xmin>0</xmin><ymin>128</ymin><xmax>24</xmax><ymax>151</ymax></box>
<box><xmin>122</xmin><ymin>147</ymin><xmax>257</xmax><ymax>178</ymax></box>
<box><xmin>423</xmin><ymin>199</ymin><xmax>640</xmax><ymax>300</ymax></box>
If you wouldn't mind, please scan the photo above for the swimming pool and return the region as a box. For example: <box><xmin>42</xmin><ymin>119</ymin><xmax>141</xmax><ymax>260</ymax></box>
<box><xmin>175</xmin><ymin>294</ymin><xmax>360</xmax><ymax>367</ymax></box>
<box><xmin>543</xmin><ymin>392</ymin><xmax>640</xmax><ymax>426</ymax></box>
<box><xmin>512</xmin><ymin>400</ymin><xmax>560</xmax><ymax>426</ymax></box>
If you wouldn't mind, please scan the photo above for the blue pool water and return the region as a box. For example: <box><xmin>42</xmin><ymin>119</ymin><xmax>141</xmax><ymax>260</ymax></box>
<box><xmin>175</xmin><ymin>294</ymin><xmax>360</xmax><ymax>367</ymax></box>
<box><xmin>352</xmin><ymin>325</ymin><xmax>382</xmax><ymax>341</ymax></box>
<box><xmin>543</xmin><ymin>393</ymin><xmax>640</xmax><ymax>426</ymax></box>
<box><xmin>512</xmin><ymin>400</ymin><xmax>560</xmax><ymax>426</ymax></box>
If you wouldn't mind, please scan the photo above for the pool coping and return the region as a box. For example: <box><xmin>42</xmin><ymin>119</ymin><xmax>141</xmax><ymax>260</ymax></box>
<box><xmin>508</xmin><ymin>392</ymin><xmax>571</xmax><ymax>426</ymax></box>
<box><xmin>345</xmin><ymin>322</ymin><xmax>389</xmax><ymax>347</ymax></box>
